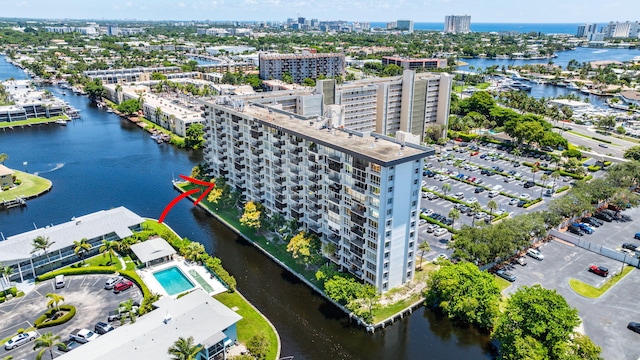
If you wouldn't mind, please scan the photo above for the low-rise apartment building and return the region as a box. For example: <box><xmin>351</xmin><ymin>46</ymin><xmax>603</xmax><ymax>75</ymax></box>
<box><xmin>259</xmin><ymin>52</ymin><xmax>345</xmax><ymax>83</ymax></box>
<box><xmin>202</xmin><ymin>95</ymin><xmax>434</xmax><ymax>291</ymax></box>
<box><xmin>0</xmin><ymin>80</ymin><xmax>66</xmax><ymax>122</ymax></box>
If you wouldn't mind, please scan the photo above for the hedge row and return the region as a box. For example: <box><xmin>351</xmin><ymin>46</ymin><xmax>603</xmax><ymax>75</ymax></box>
<box><xmin>555</xmin><ymin>185</ymin><xmax>570</xmax><ymax>193</ymax></box>
<box><xmin>591</xmin><ymin>136</ymin><xmax>612</xmax><ymax>144</ymax></box>
<box><xmin>521</xmin><ymin>162</ymin><xmax>585</xmax><ymax>180</ymax></box>
<box><xmin>34</xmin><ymin>305</ymin><xmax>77</xmax><ymax>329</ymax></box>
<box><xmin>522</xmin><ymin>198</ymin><xmax>543</xmax><ymax>208</ymax></box>
<box><xmin>37</xmin><ymin>267</ymin><xmax>116</xmax><ymax>281</ymax></box>
<box><xmin>587</xmin><ymin>165</ymin><xmax>602</xmax><ymax>172</ymax></box>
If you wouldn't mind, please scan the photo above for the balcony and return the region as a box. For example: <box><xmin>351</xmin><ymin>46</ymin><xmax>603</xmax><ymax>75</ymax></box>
<box><xmin>233</xmin><ymin>148</ymin><xmax>245</xmax><ymax>156</ymax></box>
<box><xmin>310</xmin><ymin>213</ymin><xmax>322</xmax><ymax>222</ymax></box>
<box><xmin>292</xmin><ymin>147</ymin><xmax>303</xmax><ymax>155</ymax></box>
<box><xmin>291</xmin><ymin>194</ymin><xmax>302</xmax><ymax>201</ymax></box>
<box><xmin>309</xmin><ymin>185</ymin><xmax>322</xmax><ymax>192</ymax></box>
<box><xmin>275</xmin><ymin>177</ymin><xmax>284</xmax><ymax>185</ymax></box>
<box><xmin>274</xmin><ymin>140</ymin><xmax>285</xmax><ymax>149</ymax></box>
<box><xmin>232</xmin><ymin>125</ymin><xmax>239</xmax><ymax>131</ymax></box>
<box><xmin>251</xmin><ymin>139</ymin><xmax>263</xmax><ymax>147</ymax></box>
<box><xmin>309</xmin><ymin>165</ymin><xmax>321</xmax><ymax>174</ymax></box>
<box><xmin>351</xmin><ymin>226</ymin><xmax>364</xmax><ymax>237</ymax></box>
<box><xmin>308</xmin><ymin>196</ymin><xmax>320</xmax><ymax>204</ymax></box>
<box><xmin>351</xmin><ymin>204</ymin><xmax>366</xmax><ymax>216</ymax></box>
<box><xmin>291</xmin><ymin>157</ymin><xmax>302</xmax><ymax>165</ymax></box>
<box><xmin>291</xmin><ymin>203</ymin><xmax>303</xmax><ymax>211</ymax></box>
<box><xmin>290</xmin><ymin>168</ymin><xmax>300</xmax><ymax>176</ymax></box>
<box><xmin>328</xmin><ymin>195</ymin><xmax>340</xmax><ymax>204</ymax></box>
<box><xmin>216</xmin><ymin>125</ymin><xmax>224</xmax><ymax>131</ymax></box>
<box><xmin>252</xmin><ymin>148</ymin><xmax>264</xmax><ymax>155</ymax></box>
<box><xmin>234</xmin><ymin>163</ymin><xmax>246</xmax><ymax>171</ymax></box>
<box><xmin>250</xmin><ymin>129</ymin><xmax>262</xmax><ymax>139</ymax></box>
<box><xmin>275</xmin><ymin>201</ymin><xmax>286</xmax><ymax>211</ymax></box>
<box><xmin>274</xmin><ymin>168</ymin><xmax>284</xmax><ymax>175</ymax></box>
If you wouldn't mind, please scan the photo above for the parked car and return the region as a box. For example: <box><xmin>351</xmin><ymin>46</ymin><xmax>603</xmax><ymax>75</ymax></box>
<box><xmin>433</xmin><ymin>228</ymin><xmax>448</xmax><ymax>237</ymax></box>
<box><xmin>488</xmin><ymin>190</ymin><xmax>500</xmax><ymax>198</ymax></box>
<box><xmin>426</xmin><ymin>224</ymin><xmax>440</xmax><ymax>233</ymax></box>
<box><xmin>516</xmin><ymin>257</ymin><xmax>527</xmax><ymax>266</ymax></box>
<box><xmin>519</xmin><ymin>193</ymin><xmax>530</xmax><ymax>200</ymax></box>
<box><xmin>589</xmin><ymin>265</ymin><xmax>609</xmax><ymax>277</ymax></box>
<box><xmin>622</xmin><ymin>243</ymin><xmax>638</xmax><ymax>251</ymax></box>
<box><xmin>509</xmin><ymin>198</ymin><xmax>520</xmax><ymax>206</ymax></box>
<box><xmin>598</xmin><ymin>143</ymin><xmax>608</xmax><ymax>148</ymax></box>
<box><xmin>572</xmin><ymin>223</ymin><xmax>594</xmax><ymax>234</ymax></box>
<box><xmin>94</xmin><ymin>322</ymin><xmax>115</xmax><ymax>335</ymax></box>
<box><xmin>113</xmin><ymin>280</ymin><xmax>134</xmax><ymax>294</ymax></box>
<box><xmin>426</xmin><ymin>193</ymin><xmax>439</xmax><ymax>200</ymax></box>
<box><xmin>544</xmin><ymin>189</ymin><xmax>553</xmax><ymax>197</ymax></box>
<box><xmin>467</xmin><ymin>197</ymin><xmax>478</xmax><ymax>204</ymax></box>
<box><xmin>104</xmin><ymin>276</ymin><xmax>124</xmax><ymax>290</ymax></box>
<box><xmin>582</xmin><ymin>217</ymin><xmax>602</xmax><ymax>227</ymax></box>
<box><xmin>527</xmin><ymin>248</ymin><xmax>544</xmax><ymax>260</ymax></box>
<box><xmin>57</xmin><ymin>339</ymin><xmax>83</xmax><ymax>353</ymax></box>
<box><xmin>4</xmin><ymin>331</ymin><xmax>38</xmax><ymax>350</ymax></box>
<box><xmin>628</xmin><ymin>322</ymin><xmax>640</xmax><ymax>334</ymax></box>
<box><xmin>496</xmin><ymin>269</ymin><xmax>516</xmax><ymax>282</ymax></box>
<box><xmin>454</xmin><ymin>192</ymin><xmax>464</xmax><ymax>199</ymax></box>
<box><xmin>70</xmin><ymin>329</ymin><xmax>99</xmax><ymax>344</ymax></box>
<box><xmin>568</xmin><ymin>225</ymin><xmax>584</xmax><ymax>236</ymax></box>
<box><xmin>594</xmin><ymin>212</ymin><xmax>613</xmax><ymax>222</ymax></box>
<box><xmin>474</xmin><ymin>187</ymin><xmax>485</xmax><ymax>193</ymax></box>
<box><xmin>423</xmin><ymin>209</ymin><xmax>434</xmax><ymax>217</ymax></box>
<box><xmin>504</xmin><ymin>176</ymin><xmax>516</xmax><ymax>183</ymax></box>
<box><xmin>523</xmin><ymin>181</ymin><xmax>535</xmax><ymax>189</ymax></box>
<box><xmin>635</xmin><ymin>232</ymin><xmax>640</xmax><ymax>240</ymax></box>
<box><xmin>55</xmin><ymin>274</ymin><xmax>65</xmax><ymax>289</ymax></box>
<box><xmin>418</xmin><ymin>219</ymin><xmax>428</xmax><ymax>226</ymax></box>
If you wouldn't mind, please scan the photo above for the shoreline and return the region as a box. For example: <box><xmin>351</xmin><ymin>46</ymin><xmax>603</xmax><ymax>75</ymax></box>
<box><xmin>0</xmin><ymin>170</ymin><xmax>52</xmax><ymax>206</ymax></box>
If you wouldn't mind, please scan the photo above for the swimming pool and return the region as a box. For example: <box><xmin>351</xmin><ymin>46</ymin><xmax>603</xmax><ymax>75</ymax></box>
<box><xmin>152</xmin><ymin>266</ymin><xmax>195</xmax><ymax>296</ymax></box>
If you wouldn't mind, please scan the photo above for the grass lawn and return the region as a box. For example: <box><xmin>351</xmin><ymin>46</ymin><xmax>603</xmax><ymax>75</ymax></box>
<box><xmin>569</xmin><ymin>265</ymin><xmax>634</xmax><ymax>298</ymax></box>
<box><xmin>0</xmin><ymin>115</ymin><xmax>68</xmax><ymax>128</ymax></box>
<box><xmin>215</xmin><ymin>291</ymin><xmax>279</xmax><ymax>360</ymax></box>
<box><xmin>0</xmin><ymin>170</ymin><xmax>52</xmax><ymax>202</ymax></box>
<box><xmin>494</xmin><ymin>276</ymin><xmax>513</xmax><ymax>292</ymax></box>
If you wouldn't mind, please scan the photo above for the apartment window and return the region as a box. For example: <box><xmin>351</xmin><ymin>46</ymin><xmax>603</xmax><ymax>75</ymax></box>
<box><xmin>385</xmin><ymin>241</ymin><xmax>390</xmax><ymax>249</ymax></box>
<box><xmin>383</xmin><ymin>272</ymin><xmax>389</xmax><ymax>279</ymax></box>
<box><xmin>413</xmin><ymin>179</ymin><xmax>418</xmax><ymax>185</ymax></box>
<box><xmin>384</xmin><ymin>262</ymin><xmax>389</xmax><ymax>269</ymax></box>
<box><xmin>414</xmin><ymin>168</ymin><xmax>419</xmax><ymax>174</ymax></box>
<box><xmin>387</xmin><ymin>198</ymin><xmax>393</xmax><ymax>204</ymax></box>
<box><xmin>410</xmin><ymin>221</ymin><xmax>415</xmax><ymax>228</ymax></box>
<box><xmin>385</xmin><ymin>231</ymin><xmax>391</xmax><ymax>238</ymax></box>
<box><xmin>409</xmin><ymin>242</ymin><xmax>414</xmax><ymax>249</ymax></box>
<box><xmin>407</xmin><ymin>271</ymin><xmax>412</xmax><ymax>278</ymax></box>
<box><xmin>387</xmin><ymin>209</ymin><xmax>392</xmax><ymax>216</ymax></box>
<box><xmin>410</xmin><ymin>232</ymin><xmax>415</xmax><ymax>239</ymax></box>
<box><xmin>388</xmin><ymin>187</ymin><xmax>393</xmax><ymax>193</ymax></box>
<box><xmin>389</xmin><ymin>175</ymin><xmax>394</xmax><ymax>181</ymax></box>
<box><xmin>384</xmin><ymin>251</ymin><xmax>390</xmax><ymax>259</ymax></box>
<box><xmin>411</xmin><ymin>211</ymin><xmax>416</xmax><ymax>217</ymax></box>
<box><xmin>386</xmin><ymin>219</ymin><xmax>392</xmax><ymax>227</ymax></box>
<box><xmin>412</xmin><ymin>201</ymin><xmax>417</xmax><ymax>207</ymax></box>
<box><xmin>383</xmin><ymin>282</ymin><xmax>388</xmax><ymax>290</ymax></box>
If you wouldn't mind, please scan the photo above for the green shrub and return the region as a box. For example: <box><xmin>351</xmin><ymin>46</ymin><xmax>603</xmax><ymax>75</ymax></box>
<box><xmin>587</xmin><ymin>165</ymin><xmax>602</xmax><ymax>172</ymax></box>
<box><xmin>562</xmin><ymin>149</ymin><xmax>583</xmax><ymax>159</ymax></box>
<box><xmin>0</xmin><ymin>296</ymin><xmax>5</xmax><ymax>303</ymax></box>
<box><xmin>36</xmin><ymin>267</ymin><xmax>116</xmax><ymax>281</ymax></box>
<box><xmin>34</xmin><ymin>305</ymin><xmax>77</xmax><ymax>329</ymax></box>
<box><xmin>523</xmin><ymin>198</ymin><xmax>543</xmax><ymax>208</ymax></box>
<box><xmin>16</xmin><ymin>291</ymin><xmax>24</xmax><ymax>297</ymax></box>
<box><xmin>603</xmin><ymin>161</ymin><xmax>612</xmax><ymax>166</ymax></box>
<box><xmin>591</xmin><ymin>137</ymin><xmax>612</xmax><ymax>144</ymax></box>
<box><xmin>1</xmin><ymin>186</ymin><xmax>9</xmax><ymax>191</ymax></box>
<box><xmin>555</xmin><ymin>186</ymin><xmax>570</xmax><ymax>193</ymax></box>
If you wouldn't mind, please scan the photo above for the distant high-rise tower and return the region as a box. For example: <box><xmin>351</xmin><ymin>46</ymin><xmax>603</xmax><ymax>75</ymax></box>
<box><xmin>444</xmin><ymin>15</ymin><xmax>471</xmax><ymax>34</ymax></box>
<box><xmin>396</xmin><ymin>20</ymin><xmax>414</xmax><ymax>33</ymax></box>
<box><xmin>577</xmin><ymin>23</ymin><xmax>597</xmax><ymax>38</ymax></box>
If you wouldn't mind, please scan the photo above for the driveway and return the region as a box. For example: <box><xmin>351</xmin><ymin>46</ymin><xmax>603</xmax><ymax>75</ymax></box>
<box><xmin>0</xmin><ymin>274</ymin><xmax>142</xmax><ymax>360</ymax></box>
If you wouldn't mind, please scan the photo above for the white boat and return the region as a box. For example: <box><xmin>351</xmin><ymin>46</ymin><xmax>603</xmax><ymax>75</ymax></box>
<box><xmin>106</xmin><ymin>109</ymin><xmax>114</xmax><ymax>113</ymax></box>
<box><xmin>55</xmin><ymin>120</ymin><xmax>68</xmax><ymax>126</ymax></box>
<box><xmin>566</xmin><ymin>83</ymin><xmax>579</xmax><ymax>90</ymax></box>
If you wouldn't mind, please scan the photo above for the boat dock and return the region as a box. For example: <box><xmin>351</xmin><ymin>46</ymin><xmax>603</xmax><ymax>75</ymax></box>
<box><xmin>1</xmin><ymin>196</ymin><xmax>27</xmax><ymax>209</ymax></box>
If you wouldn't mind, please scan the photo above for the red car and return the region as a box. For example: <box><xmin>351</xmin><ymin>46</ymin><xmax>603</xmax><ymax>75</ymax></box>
<box><xmin>470</xmin><ymin>151</ymin><xmax>480</xmax><ymax>156</ymax></box>
<box><xmin>113</xmin><ymin>279</ymin><xmax>134</xmax><ymax>293</ymax></box>
<box><xmin>589</xmin><ymin>265</ymin><xmax>609</xmax><ymax>277</ymax></box>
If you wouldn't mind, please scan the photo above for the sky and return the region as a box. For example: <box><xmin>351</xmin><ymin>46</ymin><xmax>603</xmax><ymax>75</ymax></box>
<box><xmin>0</xmin><ymin>0</ymin><xmax>637</xmax><ymax>23</ymax></box>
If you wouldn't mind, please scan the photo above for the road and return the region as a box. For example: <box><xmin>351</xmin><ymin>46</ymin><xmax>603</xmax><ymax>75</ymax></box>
<box><xmin>553</xmin><ymin>123</ymin><xmax>637</xmax><ymax>159</ymax></box>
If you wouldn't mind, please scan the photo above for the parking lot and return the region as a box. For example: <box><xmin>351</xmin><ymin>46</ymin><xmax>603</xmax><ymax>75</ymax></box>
<box><xmin>0</xmin><ymin>274</ymin><xmax>142</xmax><ymax>359</ymax></box>
<box><xmin>417</xmin><ymin>140</ymin><xmax>608</xmax><ymax>260</ymax></box>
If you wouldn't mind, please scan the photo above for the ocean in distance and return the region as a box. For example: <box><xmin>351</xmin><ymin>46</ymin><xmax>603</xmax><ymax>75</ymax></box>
<box><xmin>370</xmin><ymin>22</ymin><xmax>582</xmax><ymax>34</ymax></box>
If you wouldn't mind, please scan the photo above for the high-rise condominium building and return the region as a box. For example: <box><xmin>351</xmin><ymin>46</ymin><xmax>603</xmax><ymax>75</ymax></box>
<box><xmin>201</xmin><ymin>93</ymin><xmax>434</xmax><ymax>291</ymax></box>
<box><xmin>444</xmin><ymin>15</ymin><xmax>471</xmax><ymax>34</ymax></box>
<box><xmin>318</xmin><ymin>70</ymin><xmax>452</xmax><ymax>141</ymax></box>
<box><xmin>259</xmin><ymin>53</ymin><xmax>345</xmax><ymax>84</ymax></box>
<box><xmin>396</xmin><ymin>20</ymin><xmax>414</xmax><ymax>33</ymax></box>
<box><xmin>576</xmin><ymin>23</ymin><xmax>598</xmax><ymax>38</ymax></box>
<box><xmin>603</xmin><ymin>21</ymin><xmax>640</xmax><ymax>38</ymax></box>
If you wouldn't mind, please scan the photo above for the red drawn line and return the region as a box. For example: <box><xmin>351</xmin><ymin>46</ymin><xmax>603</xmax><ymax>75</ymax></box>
<box><xmin>158</xmin><ymin>188</ymin><xmax>200</xmax><ymax>224</ymax></box>
<box><xmin>179</xmin><ymin>174</ymin><xmax>216</xmax><ymax>205</ymax></box>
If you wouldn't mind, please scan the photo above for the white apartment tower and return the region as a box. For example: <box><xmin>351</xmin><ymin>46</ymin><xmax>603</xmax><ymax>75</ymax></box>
<box><xmin>444</xmin><ymin>15</ymin><xmax>471</xmax><ymax>34</ymax></box>
<box><xmin>201</xmin><ymin>96</ymin><xmax>433</xmax><ymax>291</ymax></box>
<box><xmin>318</xmin><ymin>70</ymin><xmax>452</xmax><ymax>141</ymax></box>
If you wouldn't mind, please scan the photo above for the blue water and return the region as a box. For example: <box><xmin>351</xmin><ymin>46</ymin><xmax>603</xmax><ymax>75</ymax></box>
<box><xmin>0</xmin><ymin>57</ymin><xmax>29</xmax><ymax>80</ymax></box>
<box><xmin>153</xmin><ymin>267</ymin><xmax>195</xmax><ymax>296</ymax></box>
<box><xmin>370</xmin><ymin>22</ymin><xmax>583</xmax><ymax>34</ymax></box>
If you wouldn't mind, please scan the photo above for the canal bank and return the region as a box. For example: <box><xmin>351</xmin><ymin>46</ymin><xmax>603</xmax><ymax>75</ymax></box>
<box><xmin>0</xmin><ymin>56</ymin><xmax>491</xmax><ymax>360</ymax></box>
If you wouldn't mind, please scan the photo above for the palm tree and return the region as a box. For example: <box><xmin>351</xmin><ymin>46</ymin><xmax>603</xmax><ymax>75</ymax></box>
<box><xmin>33</xmin><ymin>332</ymin><xmax>62</xmax><ymax>360</ymax></box>
<box><xmin>119</xmin><ymin>299</ymin><xmax>137</xmax><ymax>323</ymax></box>
<box><xmin>30</xmin><ymin>236</ymin><xmax>55</xmax><ymax>273</ymax></box>
<box><xmin>418</xmin><ymin>242</ymin><xmax>431</xmax><ymax>270</ymax></box>
<box><xmin>448</xmin><ymin>208</ymin><xmax>460</xmax><ymax>230</ymax></box>
<box><xmin>99</xmin><ymin>240</ymin><xmax>119</xmax><ymax>265</ymax></box>
<box><xmin>442</xmin><ymin>183</ymin><xmax>452</xmax><ymax>198</ymax></box>
<box><xmin>511</xmin><ymin>148</ymin><xmax>521</xmax><ymax>164</ymax></box>
<box><xmin>167</xmin><ymin>336</ymin><xmax>202</xmax><ymax>360</ymax></box>
<box><xmin>531</xmin><ymin>165</ymin><xmax>540</xmax><ymax>185</ymax></box>
<box><xmin>487</xmin><ymin>200</ymin><xmax>498</xmax><ymax>221</ymax></box>
<box><xmin>551</xmin><ymin>171</ymin><xmax>561</xmax><ymax>191</ymax></box>
<box><xmin>182</xmin><ymin>242</ymin><xmax>206</xmax><ymax>263</ymax></box>
<box><xmin>46</xmin><ymin>293</ymin><xmax>64</xmax><ymax>315</ymax></box>
<box><xmin>0</xmin><ymin>264</ymin><xmax>12</xmax><ymax>292</ymax></box>
<box><xmin>73</xmin><ymin>238</ymin><xmax>91</xmax><ymax>265</ymax></box>
<box><xmin>470</xmin><ymin>202</ymin><xmax>483</xmax><ymax>226</ymax></box>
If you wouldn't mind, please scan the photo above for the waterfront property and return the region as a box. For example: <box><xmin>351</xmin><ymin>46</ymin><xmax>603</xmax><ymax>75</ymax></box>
<box><xmin>57</xmin><ymin>289</ymin><xmax>242</xmax><ymax>360</ymax></box>
<box><xmin>0</xmin><ymin>79</ymin><xmax>67</xmax><ymax>122</ymax></box>
<box><xmin>381</xmin><ymin>56</ymin><xmax>448</xmax><ymax>70</ymax></box>
<box><xmin>0</xmin><ymin>164</ymin><xmax>13</xmax><ymax>188</ymax></box>
<box><xmin>202</xmin><ymin>93</ymin><xmax>434</xmax><ymax>291</ymax></box>
<box><xmin>0</xmin><ymin>207</ymin><xmax>144</xmax><ymax>281</ymax></box>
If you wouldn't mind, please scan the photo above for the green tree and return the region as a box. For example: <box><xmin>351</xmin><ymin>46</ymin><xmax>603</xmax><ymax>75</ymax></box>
<box><xmin>73</xmin><ymin>238</ymin><xmax>91</xmax><ymax>264</ymax></box>
<box><xmin>32</xmin><ymin>332</ymin><xmax>62</xmax><ymax>360</ymax></box>
<box><xmin>99</xmin><ymin>240</ymin><xmax>119</xmax><ymax>265</ymax></box>
<box><xmin>247</xmin><ymin>333</ymin><xmax>269</xmax><ymax>360</ymax></box>
<box><xmin>494</xmin><ymin>284</ymin><xmax>585</xmax><ymax>360</ymax></box>
<box><xmin>487</xmin><ymin>199</ymin><xmax>498</xmax><ymax>220</ymax></box>
<box><xmin>119</xmin><ymin>299</ymin><xmax>138</xmax><ymax>323</ymax></box>
<box><xmin>442</xmin><ymin>183</ymin><xmax>452</xmax><ymax>197</ymax></box>
<box><xmin>182</xmin><ymin>242</ymin><xmax>206</xmax><ymax>263</ymax></box>
<box><xmin>167</xmin><ymin>336</ymin><xmax>202</xmax><ymax>360</ymax></box>
<box><xmin>624</xmin><ymin>145</ymin><xmax>640</xmax><ymax>161</ymax></box>
<box><xmin>30</xmin><ymin>236</ymin><xmax>55</xmax><ymax>273</ymax></box>
<box><xmin>84</xmin><ymin>78</ymin><xmax>106</xmax><ymax>100</ymax></box>
<box><xmin>424</xmin><ymin>262</ymin><xmax>500</xmax><ymax>329</ymax></box>
<box><xmin>469</xmin><ymin>202</ymin><xmax>483</xmax><ymax>226</ymax></box>
<box><xmin>46</xmin><ymin>292</ymin><xmax>64</xmax><ymax>314</ymax></box>
<box><xmin>150</xmin><ymin>72</ymin><xmax>168</xmax><ymax>80</ymax></box>
<box><xmin>116</xmin><ymin>98</ymin><xmax>140</xmax><ymax>116</ymax></box>
<box><xmin>358</xmin><ymin>284</ymin><xmax>379</xmax><ymax>320</ymax></box>
<box><xmin>185</xmin><ymin>123</ymin><xmax>204</xmax><ymax>149</ymax></box>
<box><xmin>0</xmin><ymin>153</ymin><xmax>8</xmax><ymax>164</ymax></box>
<box><xmin>448</xmin><ymin>208</ymin><xmax>460</xmax><ymax>229</ymax></box>
<box><xmin>302</xmin><ymin>77</ymin><xmax>316</xmax><ymax>86</ymax></box>
<box><xmin>1</xmin><ymin>265</ymin><xmax>13</xmax><ymax>292</ymax></box>
<box><xmin>417</xmin><ymin>241</ymin><xmax>432</xmax><ymax>270</ymax></box>
<box><xmin>324</xmin><ymin>276</ymin><xmax>362</xmax><ymax>304</ymax></box>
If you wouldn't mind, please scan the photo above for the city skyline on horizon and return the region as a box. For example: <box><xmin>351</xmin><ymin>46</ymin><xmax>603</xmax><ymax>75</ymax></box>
<box><xmin>0</xmin><ymin>0</ymin><xmax>636</xmax><ymax>24</ymax></box>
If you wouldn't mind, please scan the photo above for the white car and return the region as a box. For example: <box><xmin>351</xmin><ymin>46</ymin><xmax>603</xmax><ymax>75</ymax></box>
<box><xmin>418</xmin><ymin>219</ymin><xmax>428</xmax><ymax>226</ymax></box>
<box><xmin>426</xmin><ymin>224</ymin><xmax>440</xmax><ymax>233</ymax></box>
<box><xmin>527</xmin><ymin>248</ymin><xmax>544</xmax><ymax>260</ymax></box>
<box><xmin>469</xmin><ymin>165</ymin><xmax>479</xmax><ymax>171</ymax></box>
<box><xmin>514</xmin><ymin>172</ymin><xmax>522</xmax><ymax>177</ymax></box>
<box><xmin>428</xmin><ymin>185</ymin><xmax>438</xmax><ymax>192</ymax></box>
<box><xmin>4</xmin><ymin>331</ymin><xmax>38</xmax><ymax>350</ymax></box>
<box><xmin>433</xmin><ymin>228</ymin><xmax>448</xmax><ymax>237</ymax></box>
<box><xmin>421</xmin><ymin>180</ymin><xmax>427</xmax><ymax>187</ymax></box>
<box><xmin>519</xmin><ymin>193</ymin><xmax>531</xmax><ymax>200</ymax></box>
<box><xmin>475</xmin><ymin>212</ymin><xmax>485</xmax><ymax>219</ymax></box>
<box><xmin>467</xmin><ymin>197</ymin><xmax>478</xmax><ymax>204</ymax></box>
<box><xmin>450</xmin><ymin>172</ymin><xmax>459</xmax><ymax>177</ymax></box>
<box><xmin>509</xmin><ymin>198</ymin><xmax>520</xmax><ymax>205</ymax></box>
<box><xmin>454</xmin><ymin>192</ymin><xmax>465</xmax><ymax>199</ymax></box>
<box><xmin>104</xmin><ymin>276</ymin><xmax>124</xmax><ymax>290</ymax></box>
<box><xmin>504</xmin><ymin>176</ymin><xmax>516</xmax><ymax>183</ymax></box>
<box><xmin>494</xmin><ymin>208</ymin><xmax>507</xmax><ymax>216</ymax></box>
<box><xmin>421</xmin><ymin>192</ymin><xmax>428</xmax><ymax>199</ymax></box>
<box><xmin>488</xmin><ymin>190</ymin><xmax>500</xmax><ymax>198</ymax></box>
<box><xmin>423</xmin><ymin>209</ymin><xmax>434</xmax><ymax>216</ymax></box>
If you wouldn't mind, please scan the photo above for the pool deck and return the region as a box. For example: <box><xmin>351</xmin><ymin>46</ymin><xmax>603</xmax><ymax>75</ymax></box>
<box><xmin>137</xmin><ymin>256</ymin><xmax>227</xmax><ymax>298</ymax></box>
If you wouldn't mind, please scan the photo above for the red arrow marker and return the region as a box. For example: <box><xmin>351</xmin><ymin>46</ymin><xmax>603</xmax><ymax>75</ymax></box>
<box><xmin>158</xmin><ymin>175</ymin><xmax>216</xmax><ymax>224</ymax></box>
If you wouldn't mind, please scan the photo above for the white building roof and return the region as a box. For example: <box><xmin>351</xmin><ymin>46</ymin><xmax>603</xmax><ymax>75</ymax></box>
<box><xmin>0</xmin><ymin>164</ymin><xmax>13</xmax><ymax>176</ymax></box>
<box><xmin>57</xmin><ymin>289</ymin><xmax>242</xmax><ymax>360</ymax></box>
<box><xmin>0</xmin><ymin>207</ymin><xmax>144</xmax><ymax>263</ymax></box>
<box><xmin>130</xmin><ymin>237</ymin><xmax>176</xmax><ymax>264</ymax></box>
